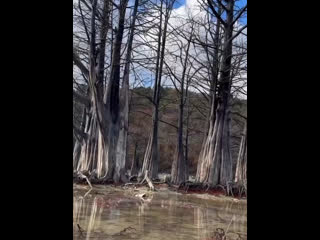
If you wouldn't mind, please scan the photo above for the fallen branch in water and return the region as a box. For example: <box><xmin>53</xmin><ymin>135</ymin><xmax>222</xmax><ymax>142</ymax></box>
<box><xmin>77</xmin><ymin>224</ymin><xmax>84</xmax><ymax>237</ymax></box>
<box><xmin>113</xmin><ymin>226</ymin><xmax>136</xmax><ymax>236</ymax></box>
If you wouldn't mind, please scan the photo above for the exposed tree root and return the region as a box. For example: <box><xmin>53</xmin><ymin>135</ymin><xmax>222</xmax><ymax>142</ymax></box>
<box><xmin>73</xmin><ymin>172</ymin><xmax>246</xmax><ymax>198</ymax></box>
<box><xmin>140</xmin><ymin>170</ymin><xmax>155</xmax><ymax>191</ymax></box>
<box><xmin>73</xmin><ymin>170</ymin><xmax>121</xmax><ymax>185</ymax></box>
<box><xmin>78</xmin><ymin>172</ymin><xmax>92</xmax><ymax>189</ymax></box>
<box><xmin>177</xmin><ymin>182</ymin><xmax>247</xmax><ymax>198</ymax></box>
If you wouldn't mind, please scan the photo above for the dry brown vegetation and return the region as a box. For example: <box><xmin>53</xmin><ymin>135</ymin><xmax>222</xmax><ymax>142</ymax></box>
<box><xmin>124</xmin><ymin>87</ymin><xmax>246</xmax><ymax>175</ymax></box>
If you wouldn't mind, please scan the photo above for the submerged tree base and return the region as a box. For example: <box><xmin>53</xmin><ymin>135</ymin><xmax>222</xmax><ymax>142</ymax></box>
<box><xmin>177</xmin><ymin>182</ymin><xmax>247</xmax><ymax>199</ymax></box>
<box><xmin>73</xmin><ymin>173</ymin><xmax>247</xmax><ymax>200</ymax></box>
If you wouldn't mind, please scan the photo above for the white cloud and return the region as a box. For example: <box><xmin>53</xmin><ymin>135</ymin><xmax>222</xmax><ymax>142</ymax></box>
<box><xmin>73</xmin><ymin>0</ymin><xmax>247</xmax><ymax>99</ymax></box>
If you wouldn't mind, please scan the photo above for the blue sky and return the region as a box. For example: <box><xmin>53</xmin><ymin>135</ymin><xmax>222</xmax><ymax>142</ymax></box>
<box><xmin>174</xmin><ymin>0</ymin><xmax>247</xmax><ymax>7</ymax></box>
<box><xmin>173</xmin><ymin>0</ymin><xmax>247</xmax><ymax>24</ymax></box>
<box><xmin>173</xmin><ymin>0</ymin><xmax>185</xmax><ymax>8</ymax></box>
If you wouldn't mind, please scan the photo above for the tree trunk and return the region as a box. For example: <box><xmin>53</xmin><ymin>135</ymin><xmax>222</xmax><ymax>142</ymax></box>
<box><xmin>75</xmin><ymin>0</ymin><xmax>129</xmax><ymax>183</ymax></box>
<box><xmin>184</xmin><ymin>87</ymin><xmax>190</xmax><ymax>179</ymax></box>
<box><xmin>171</xmin><ymin>96</ymin><xmax>186</xmax><ymax>184</ymax></box>
<box><xmin>100</xmin><ymin>0</ymin><xmax>128</xmax><ymax>182</ymax></box>
<box><xmin>117</xmin><ymin>0</ymin><xmax>139</xmax><ymax>181</ymax></box>
<box><xmin>203</xmin><ymin>6</ymin><xmax>222</xmax><ymax>135</ymax></box>
<box><xmin>140</xmin><ymin>1</ymin><xmax>164</xmax><ymax>180</ymax></box>
<box><xmin>73</xmin><ymin>140</ymin><xmax>82</xmax><ymax>170</ymax></box>
<box><xmin>141</xmin><ymin>115</ymin><xmax>159</xmax><ymax>179</ymax></box>
<box><xmin>77</xmin><ymin>109</ymin><xmax>99</xmax><ymax>174</ymax></box>
<box><xmin>130</xmin><ymin>142</ymin><xmax>139</xmax><ymax>176</ymax></box>
<box><xmin>196</xmin><ymin>5</ymin><xmax>221</xmax><ymax>177</ymax></box>
<box><xmin>196</xmin><ymin>0</ymin><xmax>235</xmax><ymax>186</ymax></box>
<box><xmin>73</xmin><ymin>99</ymin><xmax>88</xmax><ymax>170</ymax></box>
<box><xmin>235</xmin><ymin>122</ymin><xmax>247</xmax><ymax>184</ymax></box>
<box><xmin>171</xmin><ymin>31</ymin><xmax>192</xmax><ymax>185</ymax></box>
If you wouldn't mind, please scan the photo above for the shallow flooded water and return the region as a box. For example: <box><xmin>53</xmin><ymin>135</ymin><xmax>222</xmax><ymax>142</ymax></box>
<box><xmin>73</xmin><ymin>184</ymin><xmax>247</xmax><ymax>240</ymax></box>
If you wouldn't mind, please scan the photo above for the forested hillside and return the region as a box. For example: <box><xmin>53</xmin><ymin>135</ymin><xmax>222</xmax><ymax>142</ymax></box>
<box><xmin>74</xmin><ymin>86</ymin><xmax>246</xmax><ymax>175</ymax></box>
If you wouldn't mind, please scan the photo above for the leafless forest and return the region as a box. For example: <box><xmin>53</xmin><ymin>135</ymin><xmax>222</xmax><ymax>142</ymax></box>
<box><xmin>73</xmin><ymin>0</ymin><xmax>247</xmax><ymax>192</ymax></box>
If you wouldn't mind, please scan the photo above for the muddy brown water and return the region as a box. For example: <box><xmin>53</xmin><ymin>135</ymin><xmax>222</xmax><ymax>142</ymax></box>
<box><xmin>73</xmin><ymin>184</ymin><xmax>247</xmax><ymax>240</ymax></box>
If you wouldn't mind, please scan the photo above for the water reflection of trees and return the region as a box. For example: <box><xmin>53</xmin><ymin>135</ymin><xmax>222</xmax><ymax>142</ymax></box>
<box><xmin>74</xmin><ymin>193</ymin><xmax>146</xmax><ymax>240</ymax></box>
<box><xmin>73</xmin><ymin>195</ymin><xmax>104</xmax><ymax>240</ymax></box>
<box><xmin>73</xmin><ymin>191</ymin><xmax>246</xmax><ymax>240</ymax></box>
<box><xmin>138</xmin><ymin>194</ymin><xmax>246</xmax><ymax>240</ymax></box>
<box><xmin>193</xmin><ymin>201</ymin><xmax>247</xmax><ymax>240</ymax></box>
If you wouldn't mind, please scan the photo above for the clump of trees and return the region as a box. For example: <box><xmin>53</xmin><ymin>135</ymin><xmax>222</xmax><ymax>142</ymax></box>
<box><xmin>73</xmin><ymin>0</ymin><xmax>247</xmax><ymax>190</ymax></box>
